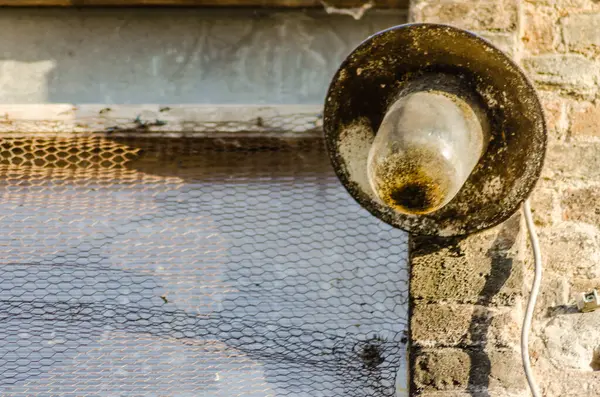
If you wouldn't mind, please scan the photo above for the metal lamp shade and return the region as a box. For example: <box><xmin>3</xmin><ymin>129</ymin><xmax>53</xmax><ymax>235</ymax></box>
<box><xmin>323</xmin><ymin>23</ymin><xmax>547</xmax><ymax>236</ymax></box>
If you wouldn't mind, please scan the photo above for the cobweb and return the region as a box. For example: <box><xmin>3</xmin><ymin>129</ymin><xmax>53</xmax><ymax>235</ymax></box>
<box><xmin>0</xmin><ymin>131</ymin><xmax>409</xmax><ymax>396</ymax></box>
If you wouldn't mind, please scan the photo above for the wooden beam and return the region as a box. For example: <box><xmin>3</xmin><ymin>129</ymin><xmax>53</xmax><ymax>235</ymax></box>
<box><xmin>0</xmin><ymin>0</ymin><xmax>407</xmax><ymax>8</ymax></box>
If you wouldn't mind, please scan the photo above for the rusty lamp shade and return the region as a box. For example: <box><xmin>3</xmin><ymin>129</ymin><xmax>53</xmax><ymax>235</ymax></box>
<box><xmin>323</xmin><ymin>23</ymin><xmax>547</xmax><ymax>237</ymax></box>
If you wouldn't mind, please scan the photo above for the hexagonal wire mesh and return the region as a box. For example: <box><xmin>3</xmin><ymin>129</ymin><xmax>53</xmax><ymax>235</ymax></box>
<box><xmin>0</xmin><ymin>113</ymin><xmax>409</xmax><ymax>396</ymax></box>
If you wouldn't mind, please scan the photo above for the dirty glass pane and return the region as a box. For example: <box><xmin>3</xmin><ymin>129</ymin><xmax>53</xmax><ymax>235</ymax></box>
<box><xmin>0</xmin><ymin>135</ymin><xmax>409</xmax><ymax>396</ymax></box>
<box><xmin>0</xmin><ymin>9</ymin><xmax>406</xmax><ymax>104</ymax></box>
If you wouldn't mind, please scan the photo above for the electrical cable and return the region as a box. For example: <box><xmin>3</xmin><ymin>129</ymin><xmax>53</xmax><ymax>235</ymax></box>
<box><xmin>522</xmin><ymin>199</ymin><xmax>542</xmax><ymax>397</ymax></box>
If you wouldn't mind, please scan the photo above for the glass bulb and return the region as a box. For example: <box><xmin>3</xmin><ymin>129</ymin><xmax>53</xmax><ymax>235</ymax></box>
<box><xmin>367</xmin><ymin>91</ymin><xmax>488</xmax><ymax>215</ymax></box>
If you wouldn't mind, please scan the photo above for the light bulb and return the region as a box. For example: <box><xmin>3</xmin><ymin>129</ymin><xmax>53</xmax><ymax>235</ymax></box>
<box><xmin>367</xmin><ymin>90</ymin><xmax>489</xmax><ymax>215</ymax></box>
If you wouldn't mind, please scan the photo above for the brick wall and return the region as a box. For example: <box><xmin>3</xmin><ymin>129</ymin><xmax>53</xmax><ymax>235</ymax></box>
<box><xmin>409</xmin><ymin>0</ymin><xmax>600</xmax><ymax>396</ymax></box>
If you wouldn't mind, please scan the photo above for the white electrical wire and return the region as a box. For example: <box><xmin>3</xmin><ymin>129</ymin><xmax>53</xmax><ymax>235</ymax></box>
<box><xmin>522</xmin><ymin>199</ymin><xmax>542</xmax><ymax>397</ymax></box>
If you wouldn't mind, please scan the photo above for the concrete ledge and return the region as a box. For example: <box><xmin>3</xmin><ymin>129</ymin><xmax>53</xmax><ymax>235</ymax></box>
<box><xmin>0</xmin><ymin>104</ymin><xmax>323</xmax><ymax>137</ymax></box>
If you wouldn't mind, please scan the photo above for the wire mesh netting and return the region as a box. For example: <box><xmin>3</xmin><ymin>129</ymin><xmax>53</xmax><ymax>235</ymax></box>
<box><xmin>0</xmin><ymin>119</ymin><xmax>409</xmax><ymax>396</ymax></box>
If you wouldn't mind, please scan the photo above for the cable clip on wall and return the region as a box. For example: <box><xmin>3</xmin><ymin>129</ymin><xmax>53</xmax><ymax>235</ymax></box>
<box><xmin>578</xmin><ymin>289</ymin><xmax>600</xmax><ymax>313</ymax></box>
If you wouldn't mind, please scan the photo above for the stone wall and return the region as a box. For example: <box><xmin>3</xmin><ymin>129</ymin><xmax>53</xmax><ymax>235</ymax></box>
<box><xmin>409</xmin><ymin>0</ymin><xmax>600</xmax><ymax>396</ymax></box>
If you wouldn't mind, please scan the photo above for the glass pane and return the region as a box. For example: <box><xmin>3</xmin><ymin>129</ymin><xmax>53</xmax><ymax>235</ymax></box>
<box><xmin>0</xmin><ymin>136</ymin><xmax>409</xmax><ymax>396</ymax></box>
<box><xmin>0</xmin><ymin>9</ymin><xmax>406</xmax><ymax>104</ymax></box>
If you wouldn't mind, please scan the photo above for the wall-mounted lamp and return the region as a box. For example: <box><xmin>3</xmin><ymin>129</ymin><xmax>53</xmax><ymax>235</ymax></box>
<box><xmin>324</xmin><ymin>23</ymin><xmax>547</xmax><ymax>236</ymax></box>
<box><xmin>323</xmin><ymin>23</ymin><xmax>549</xmax><ymax>397</ymax></box>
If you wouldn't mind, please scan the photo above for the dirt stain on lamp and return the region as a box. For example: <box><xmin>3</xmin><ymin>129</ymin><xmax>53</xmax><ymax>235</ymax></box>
<box><xmin>367</xmin><ymin>88</ymin><xmax>489</xmax><ymax>215</ymax></box>
<box><xmin>324</xmin><ymin>24</ymin><xmax>547</xmax><ymax>236</ymax></box>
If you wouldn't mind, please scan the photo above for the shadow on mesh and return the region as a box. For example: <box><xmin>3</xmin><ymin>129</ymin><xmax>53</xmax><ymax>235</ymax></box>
<box><xmin>0</xmin><ymin>137</ymin><xmax>408</xmax><ymax>396</ymax></box>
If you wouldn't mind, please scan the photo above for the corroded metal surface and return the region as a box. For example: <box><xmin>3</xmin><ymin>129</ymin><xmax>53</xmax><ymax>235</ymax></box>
<box><xmin>324</xmin><ymin>23</ymin><xmax>547</xmax><ymax>236</ymax></box>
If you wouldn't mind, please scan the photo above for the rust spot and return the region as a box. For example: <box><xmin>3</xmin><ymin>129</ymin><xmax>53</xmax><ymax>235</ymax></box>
<box><xmin>390</xmin><ymin>182</ymin><xmax>437</xmax><ymax>213</ymax></box>
<box><xmin>371</xmin><ymin>149</ymin><xmax>452</xmax><ymax>215</ymax></box>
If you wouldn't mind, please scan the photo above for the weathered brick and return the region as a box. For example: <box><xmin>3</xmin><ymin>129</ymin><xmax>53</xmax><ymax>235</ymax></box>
<box><xmin>485</xmin><ymin>350</ymin><xmax>527</xmax><ymax>391</ymax></box>
<box><xmin>540</xmin><ymin>371</ymin><xmax>600</xmax><ymax>397</ymax></box>
<box><xmin>410</xmin><ymin>215</ymin><xmax>523</xmax><ymax>305</ymax></box>
<box><xmin>553</xmin><ymin>0</ymin><xmax>600</xmax><ymax>16</ymax></box>
<box><xmin>415</xmin><ymin>392</ymin><xmax>527</xmax><ymax>397</ymax></box>
<box><xmin>536</xmin><ymin>271</ymin><xmax>571</xmax><ymax>316</ymax></box>
<box><xmin>562</xmin><ymin>13</ymin><xmax>600</xmax><ymax>55</ymax></box>
<box><xmin>529</xmin><ymin>188</ymin><xmax>557</xmax><ymax>227</ymax></box>
<box><xmin>569</xmin><ymin>276</ymin><xmax>600</xmax><ymax>294</ymax></box>
<box><xmin>538</xmin><ymin>221</ymin><xmax>600</xmax><ymax>278</ymax></box>
<box><xmin>557</xmin><ymin>0</ymin><xmax>600</xmax><ymax>8</ymax></box>
<box><xmin>562</xmin><ymin>187</ymin><xmax>600</xmax><ymax>227</ymax></box>
<box><xmin>416</xmin><ymin>392</ymin><xmax>527</xmax><ymax>397</ymax></box>
<box><xmin>537</xmin><ymin>90</ymin><xmax>568</xmax><ymax>141</ymax></box>
<box><xmin>523</xmin><ymin>0</ymin><xmax>553</xmax><ymax>5</ymax></box>
<box><xmin>522</xmin><ymin>4</ymin><xmax>558</xmax><ymax>54</ymax></box>
<box><xmin>413</xmin><ymin>348</ymin><xmax>470</xmax><ymax>391</ymax></box>
<box><xmin>541</xmin><ymin>310</ymin><xmax>600</xmax><ymax>371</ymax></box>
<box><xmin>522</xmin><ymin>55</ymin><xmax>599</xmax><ymax>96</ymax></box>
<box><xmin>411</xmin><ymin>303</ymin><xmax>520</xmax><ymax>348</ymax></box>
<box><xmin>410</xmin><ymin>0</ymin><xmax>518</xmax><ymax>31</ymax></box>
<box><xmin>412</xmin><ymin>348</ymin><xmax>526</xmax><ymax>393</ymax></box>
<box><xmin>569</xmin><ymin>101</ymin><xmax>600</xmax><ymax>138</ymax></box>
<box><xmin>543</xmin><ymin>142</ymin><xmax>600</xmax><ymax>181</ymax></box>
<box><xmin>477</xmin><ymin>32</ymin><xmax>517</xmax><ymax>57</ymax></box>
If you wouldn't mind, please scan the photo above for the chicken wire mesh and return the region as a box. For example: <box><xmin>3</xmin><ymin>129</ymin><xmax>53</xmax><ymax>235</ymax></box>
<box><xmin>0</xmin><ymin>114</ymin><xmax>409</xmax><ymax>397</ymax></box>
